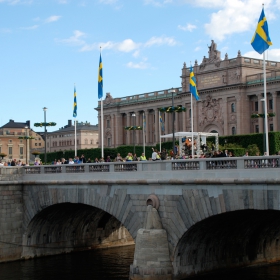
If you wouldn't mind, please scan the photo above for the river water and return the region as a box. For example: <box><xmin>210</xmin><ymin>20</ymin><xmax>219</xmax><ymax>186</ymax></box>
<box><xmin>1</xmin><ymin>246</ymin><xmax>280</xmax><ymax>280</ymax></box>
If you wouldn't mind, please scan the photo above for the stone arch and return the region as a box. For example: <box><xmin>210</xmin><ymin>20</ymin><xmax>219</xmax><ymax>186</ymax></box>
<box><xmin>202</xmin><ymin>122</ymin><xmax>223</xmax><ymax>135</ymax></box>
<box><xmin>21</xmin><ymin>184</ymin><xmax>146</xmax><ymax>259</ymax></box>
<box><xmin>172</xmin><ymin>209</ymin><xmax>280</xmax><ymax>279</ymax></box>
<box><xmin>22</xmin><ymin>203</ymin><xmax>134</xmax><ymax>259</ymax></box>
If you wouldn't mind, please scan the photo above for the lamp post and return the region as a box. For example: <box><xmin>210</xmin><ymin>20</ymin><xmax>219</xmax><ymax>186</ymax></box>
<box><xmin>131</xmin><ymin>113</ymin><xmax>136</xmax><ymax>154</ymax></box>
<box><xmin>43</xmin><ymin>107</ymin><xmax>47</xmax><ymax>164</ymax></box>
<box><xmin>170</xmin><ymin>88</ymin><xmax>176</xmax><ymax>156</ymax></box>
<box><xmin>25</xmin><ymin>126</ymin><xmax>28</xmax><ymax>164</ymax></box>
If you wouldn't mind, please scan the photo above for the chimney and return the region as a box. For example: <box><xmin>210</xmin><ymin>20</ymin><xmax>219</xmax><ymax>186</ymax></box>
<box><xmin>68</xmin><ymin>120</ymin><xmax>72</xmax><ymax>127</ymax></box>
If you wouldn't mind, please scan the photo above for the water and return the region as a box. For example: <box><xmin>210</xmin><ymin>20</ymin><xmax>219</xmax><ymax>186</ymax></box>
<box><xmin>1</xmin><ymin>246</ymin><xmax>280</xmax><ymax>280</ymax></box>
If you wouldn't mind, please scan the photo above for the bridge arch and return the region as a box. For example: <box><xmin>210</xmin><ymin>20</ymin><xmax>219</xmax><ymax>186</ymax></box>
<box><xmin>22</xmin><ymin>202</ymin><xmax>134</xmax><ymax>258</ymax></box>
<box><xmin>172</xmin><ymin>209</ymin><xmax>280</xmax><ymax>279</ymax></box>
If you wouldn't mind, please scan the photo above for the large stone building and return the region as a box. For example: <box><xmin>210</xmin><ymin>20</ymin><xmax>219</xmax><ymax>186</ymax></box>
<box><xmin>0</xmin><ymin>119</ymin><xmax>45</xmax><ymax>163</ymax></box>
<box><xmin>96</xmin><ymin>41</ymin><xmax>280</xmax><ymax>148</ymax></box>
<box><xmin>46</xmin><ymin>120</ymin><xmax>99</xmax><ymax>153</ymax></box>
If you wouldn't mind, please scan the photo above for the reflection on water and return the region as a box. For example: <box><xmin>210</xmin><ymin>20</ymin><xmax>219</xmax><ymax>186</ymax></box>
<box><xmin>0</xmin><ymin>245</ymin><xmax>135</xmax><ymax>280</ymax></box>
<box><xmin>1</xmin><ymin>245</ymin><xmax>280</xmax><ymax>280</ymax></box>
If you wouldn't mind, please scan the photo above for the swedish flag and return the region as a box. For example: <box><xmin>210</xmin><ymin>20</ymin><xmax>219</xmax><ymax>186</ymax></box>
<box><xmin>159</xmin><ymin>112</ymin><xmax>165</xmax><ymax>132</ymax></box>
<box><xmin>73</xmin><ymin>85</ymin><xmax>77</xmax><ymax>118</ymax></box>
<box><xmin>98</xmin><ymin>53</ymin><xmax>103</xmax><ymax>99</ymax></box>
<box><xmin>251</xmin><ymin>8</ymin><xmax>272</xmax><ymax>54</ymax></box>
<box><xmin>190</xmin><ymin>66</ymin><xmax>199</xmax><ymax>101</ymax></box>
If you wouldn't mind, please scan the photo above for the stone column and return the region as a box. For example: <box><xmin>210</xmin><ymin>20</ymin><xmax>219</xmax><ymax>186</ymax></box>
<box><xmin>155</xmin><ymin>109</ymin><xmax>159</xmax><ymax>143</ymax></box>
<box><xmin>258</xmin><ymin>94</ymin><xmax>265</xmax><ymax>133</ymax></box>
<box><xmin>130</xmin><ymin>204</ymin><xmax>173</xmax><ymax>280</ymax></box>
<box><xmin>222</xmin><ymin>97</ymin><xmax>228</xmax><ymax>135</ymax></box>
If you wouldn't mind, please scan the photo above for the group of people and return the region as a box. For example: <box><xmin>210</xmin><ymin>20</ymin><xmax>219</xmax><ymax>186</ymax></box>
<box><xmin>0</xmin><ymin>159</ymin><xmax>28</xmax><ymax>166</ymax></box>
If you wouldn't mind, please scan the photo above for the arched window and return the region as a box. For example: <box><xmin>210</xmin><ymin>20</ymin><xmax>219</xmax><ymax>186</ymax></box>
<box><xmin>231</xmin><ymin>103</ymin><xmax>235</xmax><ymax>113</ymax></box>
<box><xmin>232</xmin><ymin>127</ymin><xmax>236</xmax><ymax>135</ymax></box>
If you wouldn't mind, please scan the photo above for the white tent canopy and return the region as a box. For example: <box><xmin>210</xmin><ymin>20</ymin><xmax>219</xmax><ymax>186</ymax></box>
<box><xmin>160</xmin><ymin>131</ymin><xmax>219</xmax><ymax>155</ymax></box>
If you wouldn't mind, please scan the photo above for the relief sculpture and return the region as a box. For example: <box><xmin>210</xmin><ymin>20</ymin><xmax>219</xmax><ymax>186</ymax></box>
<box><xmin>199</xmin><ymin>95</ymin><xmax>224</xmax><ymax>127</ymax></box>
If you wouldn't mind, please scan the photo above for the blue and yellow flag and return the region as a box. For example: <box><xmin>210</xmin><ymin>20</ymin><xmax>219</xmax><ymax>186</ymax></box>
<box><xmin>98</xmin><ymin>53</ymin><xmax>103</xmax><ymax>99</ymax></box>
<box><xmin>73</xmin><ymin>85</ymin><xmax>77</xmax><ymax>118</ymax></box>
<box><xmin>143</xmin><ymin>113</ymin><xmax>146</xmax><ymax>133</ymax></box>
<box><xmin>159</xmin><ymin>112</ymin><xmax>165</xmax><ymax>132</ymax></box>
<box><xmin>251</xmin><ymin>8</ymin><xmax>272</xmax><ymax>54</ymax></box>
<box><xmin>190</xmin><ymin>66</ymin><xmax>199</xmax><ymax>101</ymax></box>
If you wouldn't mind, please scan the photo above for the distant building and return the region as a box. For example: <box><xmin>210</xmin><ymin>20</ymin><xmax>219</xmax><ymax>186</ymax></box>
<box><xmin>0</xmin><ymin>119</ymin><xmax>44</xmax><ymax>163</ymax></box>
<box><xmin>46</xmin><ymin>120</ymin><xmax>99</xmax><ymax>153</ymax></box>
<box><xmin>96</xmin><ymin>41</ymin><xmax>280</xmax><ymax>148</ymax></box>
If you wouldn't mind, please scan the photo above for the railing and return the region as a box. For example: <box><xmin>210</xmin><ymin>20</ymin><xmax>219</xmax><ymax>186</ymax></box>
<box><xmin>19</xmin><ymin>156</ymin><xmax>280</xmax><ymax>175</ymax></box>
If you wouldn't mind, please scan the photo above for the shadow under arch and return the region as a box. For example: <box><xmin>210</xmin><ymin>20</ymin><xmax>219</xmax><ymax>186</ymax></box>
<box><xmin>173</xmin><ymin>209</ymin><xmax>280</xmax><ymax>279</ymax></box>
<box><xmin>22</xmin><ymin>203</ymin><xmax>134</xmax><ymax>259</ymax></box>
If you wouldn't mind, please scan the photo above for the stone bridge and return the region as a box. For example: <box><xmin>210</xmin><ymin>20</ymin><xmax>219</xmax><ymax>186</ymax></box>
<box><xmin>1</xmin><ymin>156</ymin><xmax>280</xmax><ymax>279</ymax></box>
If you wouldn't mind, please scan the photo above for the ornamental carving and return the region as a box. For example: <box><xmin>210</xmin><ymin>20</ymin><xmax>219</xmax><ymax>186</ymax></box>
<box><xmin>104</xmin><ymin>92</ymin><xmax>113</xmax><ymax>104</ymax></box>
<box><xmin>199</xmin><ymin>95</ymin><xmax>224</xmax><ymax>126</ymax></box>
<box><xmin>199</xmin><ymin>40</ymin><xmax>221</xmax><ymax>69</ymax></box>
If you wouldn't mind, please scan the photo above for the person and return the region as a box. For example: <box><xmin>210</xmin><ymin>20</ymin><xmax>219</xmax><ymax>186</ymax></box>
<box><xmin>133</xmin><ymin>153</ymin><xmax>138</xmax><ymax>161</ymax></box>
<box><xmin>115</xmin><ymin>153</ymin><xmax>123</xmax><ymax>162</ymax></box>
<box><xmin>79</xmin><ymin>154</ymin><xmax>86</xmax><ymax>163</ymax></box>
<box><xmin>125</xmin><ymin>153</ymin><xmax>133</xmax><ymax>162</ymax></box>
<box><xmin>106</xmin><ymin>156</ymin><xmax>111</xmax><ymax>162</ymax></box>
<box><xmin>61</xmin><ymin>158</ymin><xmax>68</xmax><ymax>164</ymax></box>
<box><xmin>152</xmin><ymin>148</ymin><xmax>157</xmax><ymax>161</ymax></box>
<box><xmin>0</xmin><ymin>160</ymin><xmax>3</xmax><ymax>166</ymax></box>
<box><xmin>140</xmin><ymin>153</ymin><xmax>147</xmax><ymax>161</ymax></box>
<box><xmin>86</xmin><ymin>158</ymin><xmax>91</xmax><ymax>163</ymax></box>
<box><xmin>224</xmin><ymin>150</ymin><xmax>229</xmax><ymax>157</ymax></box>
<box><xmin>244</xmin><ymin>151</ymin><xmax>249</xmax><ymax>157</ymax></box>
<box><xmin>11</xmin><ymin>159</ymin><xmax>16</xmax><ymax>166</ymax></box>
<box><xmin>68</xmin><ymin>158</ymin><xmax>74</xmax><ymax>164</ymax></box>
<box><xmin>34</xmin><ymin>159</ymin><xmax>40</xmax><ymax>165</ymax></box>
<box><xmin>161</xmin><ymin>148</ymin><xmax>167</xmax><ymax>160</ymax></box>
<box><xmin>156</xmin><ymin>152</ymin><xmax>161</xmax><ymax>160</ymax></box>
<box><xmin>56</xmin><ymin>159</ymin><xmax>61</xmax><ymax>165</ymax></box>
<box><xmin>94</xmin><ymin>158</ymin><xmax>99</xmax><ymax>163</ymax></box>
<box><xmin>74</xmin><ymin>156</ymin><xmax>81</xmax><ymax>164</ymax></box>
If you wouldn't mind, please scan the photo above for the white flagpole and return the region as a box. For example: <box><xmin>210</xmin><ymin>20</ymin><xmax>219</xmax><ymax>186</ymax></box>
<box><xmin>74</xmin><ymin>119</ymin><xmax>77</xmax><ymax>156</ymax></box>
<box><xmin>159</xmin><ymin>111</ymin><xmax>161</xmax><ymax>152</ymax></box>
<box><xmin>143</xmin><ymin>112</ymin><xmax>145</xmax><ymax>154</ymax></box>
<box><xmin>263</xmin><ymin>51</ymin><xmax>269</xmax><ymax>155</ymax></box>
<box><xmin>101</xmin><ymin>98</ymin><xmax>104</xmax><ymax>158</ymax></box>
<box><xmin>191</xmin><ymin>94</ymin><xmax>194</xmax><ymax>158</ymax></box>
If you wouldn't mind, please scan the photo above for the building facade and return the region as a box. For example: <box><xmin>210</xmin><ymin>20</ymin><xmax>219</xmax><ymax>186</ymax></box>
<box><xmin>46</xmin><ymin>120</ymin><xmax>99</xmax><ymax>153</ymax></box>
<box><xmin>0</xmin><ymin>120</ymin><xmax>45</xmax><ymax>163</ymax></box>
<box><xmin>96</xmin><ymin>41</ymin><xmax>280</xmax><ymax>148</ymax></box>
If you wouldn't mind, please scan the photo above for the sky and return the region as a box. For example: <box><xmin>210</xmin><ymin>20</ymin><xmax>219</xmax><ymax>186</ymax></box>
<box><xmin>1</xmin><ymin>0</ymin><xmax>280</xmax><ymax>132</ymax></box>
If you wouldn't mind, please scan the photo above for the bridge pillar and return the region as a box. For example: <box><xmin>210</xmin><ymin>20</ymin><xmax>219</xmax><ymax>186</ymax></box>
<box><xmin>130</xmin><ymin>203</ymin><xmax>173</xmax><ymax>280</ymax></box>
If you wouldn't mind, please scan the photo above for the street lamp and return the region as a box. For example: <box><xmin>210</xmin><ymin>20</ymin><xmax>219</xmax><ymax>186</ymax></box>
<box><xmin>25</xmin><ymin>125</ymin><xmax>28</xmax><ymax>164</ymax></box>
<box><xmin>131</xmin><ymin>113</ymin><xmax>136</xmax><ymax>154</ymax></box>
<box><xmin>170</xmin><ymin>88</ymin><xmax>176</xmax><ymax>156</ymax></box>
<box><xmin>43</xmin><ymin>107</ymin><xmax>47</xmax><ymax>164</ymax></box>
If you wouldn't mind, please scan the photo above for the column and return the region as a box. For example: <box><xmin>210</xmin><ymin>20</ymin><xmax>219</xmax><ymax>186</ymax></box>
<box><xmin>272</xmin><ymin>92</ymin><xmax>278</xmax><ymax>131</ymax></box>
<box><xmin>155</xmin><ymin>109</ymin><xmax>159</xmax><ymax>143</ymax></box>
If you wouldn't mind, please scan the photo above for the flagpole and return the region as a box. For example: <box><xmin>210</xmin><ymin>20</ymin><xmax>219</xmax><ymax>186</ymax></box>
<box><xmin>74</xmin><ymin>118</ymin><xmax>77</xmax><ymax>156</ymax></box>
<box><xmin>191</xmin><ymin>93</ymin><xmax>194</xmax><ymax>158</ymax></box>
<box><xmin>263</xmin><ymin>51</ymin><xmax>269</xmax><ymax>155</ymax></box>
<box><xmin>159</xmin><ymin>111</ymin><xmax>161</xmax><ymax>152</ymax></box>
<box><xmin>143</xmin><ymin>112</ymin><xmax>145</xmax><ymax>154</ymax></box>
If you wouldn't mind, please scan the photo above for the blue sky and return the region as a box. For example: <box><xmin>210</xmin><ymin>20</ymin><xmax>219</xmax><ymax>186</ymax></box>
<box><xmin>1</xmin><ymin>0</ymin><xmax>280</xmax><ymax>132</ymax></box>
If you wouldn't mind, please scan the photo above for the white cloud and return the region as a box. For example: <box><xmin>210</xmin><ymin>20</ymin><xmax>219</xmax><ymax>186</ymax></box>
<box><xmin>144</xmin><ymin>0</ymin><xmax>173</xmax><ymax>6</ymax></box>
<box><xmin>244</xmin><ymin>49</ymin><xmax>280</xmax><ymax>61</ymax></box>
<box><xmin>194</xmin><ymin>46</ymin><xmax>201</xmax><ymax>51</ymax></box>
<box><xmin>20</xmin><ymin>25</ymin><xmax>39</xmax><ymax>30</ymax></box>
<box><xmin>58</xmin><ymin>30</ymin><xmax>86</xmax><ymax>46</ymax></box>
<box><xmin>144</xmin><ymin>36</ymin><xmax>177</xmax><ymax>47</ymax></box>
<box><xmin>45</xmin><ymin>15</ymin><xmax>61</xmax><ymax>23</ymax></box>
<box><xmin>0</xmin><ymin>0</ymin><xmax>32</xmax><ymax>4</ymax></box>
<box><xmin>126</xmin><ymin>61</ymin><xmax>149</xmax><ymax>69</ymax></box>
<box><xmin>178</xmin><ymin>23</ymin><xmax>197</xmax><ymax>32</ymax></box>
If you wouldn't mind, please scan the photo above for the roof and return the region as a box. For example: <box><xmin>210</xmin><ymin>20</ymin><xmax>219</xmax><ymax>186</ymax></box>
<box><xmin>0</xmin><ymin>119</ymin><xmax>30</xmax><ymax>129</ymax></box>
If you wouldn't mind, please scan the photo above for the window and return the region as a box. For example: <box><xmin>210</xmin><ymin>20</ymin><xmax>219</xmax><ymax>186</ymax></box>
<box><xmin>269</xmin><ymin>99</ymin><xmax>273</xmax><ymax>110</ymax></box>
<box><xmin>107</xmin><ymin>119</ymin><xmax>110</xmax><ymax>128</ymax></box>
<box><xmin>9</xmin><ymin>140</ymin><xmax>12</xmax><ymax>143</ymax></box>
<box><xmin>8</xmin><ymin>147</ymin><xmax>12</xmax><ymax>155</ymax></box>
<box><xmin>270</xmin><ymin>123</ymin><xmax>274</xmax><ymax>131</ymax></box>
<box><xmin>108</xmin><ymin>138</ymin><xmax>111</xmax><ymax>147</ymax></box>
<box><xmin>20</xmin><ymin>147</ymin><xmax>23</xmax><ymax>155</ymax></box>
<box><xmin>255</xmin><ymin>125</ymin><xmax>259</xmax><ymax>133</ymax></box>
<box><xmin>90</xmin><ymin>140</ymin><xmax>93</xmax><ymax>144</ymax></box>
<box><xmin>35</xmin><ymin>143</ymin><xmax>38</xmax><ymax>146</ymax></box>
<box><xmin>255</xmin><ymin>101</ymin><xmax>258</xmax><ymax>111</ymax></box>
<box><xmin>232</xmin><ymin>127</ymin><xmax>236</xmax><ymax>135</ymax></box>
<box><xmin>189</xmin><ymin>109</ymin><xmax>191</xmax><ymax>118</ymax></box>
<box><xmin>39</xmin><ymin>143</ymin><xmax>41</xmax><ymax>146</ymax></box>
<box><xmin>231</xmin><ymin>103</ymin><xmax>235</xmax><ymax>113</ymax></box>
